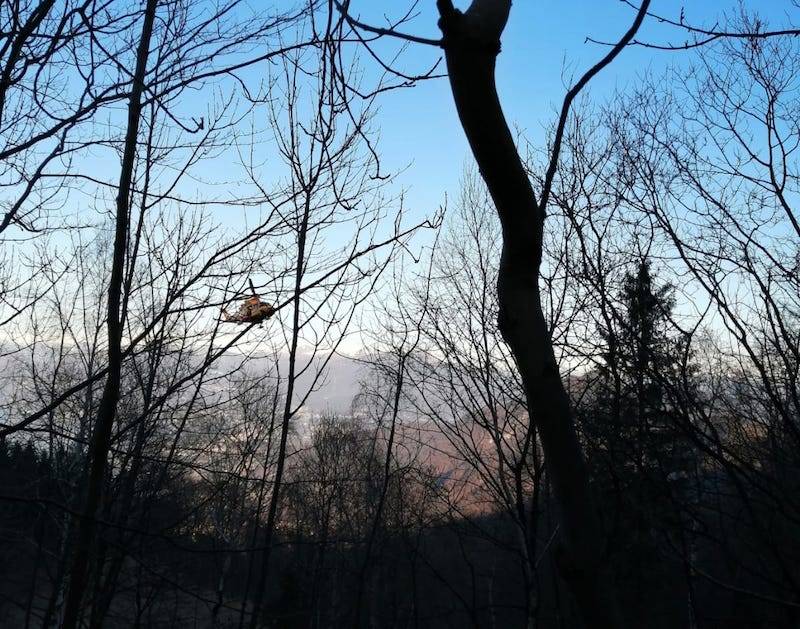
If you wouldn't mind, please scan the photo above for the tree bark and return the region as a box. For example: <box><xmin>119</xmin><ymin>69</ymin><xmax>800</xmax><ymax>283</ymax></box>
<box><xmin>60</xmin><ymin>1</ymin><xmax>159</xmax><ymax>626</ymax></box>
<box><xmin>436</xmin><ymin>1</ymin><xmax>624</xmax><ymax>626</ymax></box>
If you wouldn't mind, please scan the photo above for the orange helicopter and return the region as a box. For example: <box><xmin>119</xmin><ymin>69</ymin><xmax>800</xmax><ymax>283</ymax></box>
<box><xmin>222</xmin><ymin>281</ymin><xmax>276</xmax><ymax>325</ymax></box>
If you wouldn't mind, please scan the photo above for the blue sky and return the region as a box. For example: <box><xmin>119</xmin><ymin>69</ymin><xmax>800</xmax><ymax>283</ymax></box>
<box><xmin>43</xmin><ymin>0</ymin><xmax>793</xmax><ymax>280</ymax></box>
<box><xmin>354</xmin><ymin>0</ymin><xmax>794</xmax><ymax>222</ymax></box>
<box><xmin>109</xmin><ymin>0</ymin><xmax>793</xmax><ymax>239</ymax></box>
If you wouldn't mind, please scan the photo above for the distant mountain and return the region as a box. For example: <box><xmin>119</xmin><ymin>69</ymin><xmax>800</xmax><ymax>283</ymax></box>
<box><xmin>211</xmin><ymin>350</ymin><xmax>368</xmax><ymax>415</ymax></box>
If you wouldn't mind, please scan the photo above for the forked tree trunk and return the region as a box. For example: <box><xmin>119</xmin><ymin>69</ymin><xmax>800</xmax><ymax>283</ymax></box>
<box><xmin>436</xmin><ymin>1</ymin><xmax>622</xmax><ymax>626</ymax></box>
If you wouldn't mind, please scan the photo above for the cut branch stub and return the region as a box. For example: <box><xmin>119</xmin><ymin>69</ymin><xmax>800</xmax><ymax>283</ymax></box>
<box><xmin>438</xmin><ymin>0</ymin><xmax>511</xmax><ymax>55</ymax></box>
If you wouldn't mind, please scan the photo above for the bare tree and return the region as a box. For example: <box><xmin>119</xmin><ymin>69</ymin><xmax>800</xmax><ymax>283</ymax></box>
<box><xmin>432</xmin><ymin>2</ymin><xmax>649</xmax><ymax>625</ymax></box>
<box><xmin>333</xmin><ymin>1</ymin><xmax>653</xmax><ymax>624</ymax></box>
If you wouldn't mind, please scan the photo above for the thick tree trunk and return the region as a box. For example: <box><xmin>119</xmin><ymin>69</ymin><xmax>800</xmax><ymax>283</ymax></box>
<box><xmin>60</xmin><ymin>2</ymin><xmax>159</xmax><ymax>627</ymax></box>
<box><xmin>437</xmin><ymin>1</ymin><xmax>622</xmax><ymax>626</ymax></box>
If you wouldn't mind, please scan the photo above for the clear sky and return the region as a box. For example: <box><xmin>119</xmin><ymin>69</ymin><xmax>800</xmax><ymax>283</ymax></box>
<box><xmin>47</xmin><ymin>1</ymin><xmax>793</xmax><ymax>237</ymax></box>
<box><xmin>354</xmin><ymin>0</ymin><xmax>794</xmax><ymax>225</ymax></box>
<box><xmin>96</xmin><ymin>0</ymin><xmax>791</xmax><ymax>241</ymax></box>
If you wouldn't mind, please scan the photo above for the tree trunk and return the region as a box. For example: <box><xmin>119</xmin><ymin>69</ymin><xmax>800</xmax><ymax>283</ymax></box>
<box><xmin>247</xmin><ymin>190</ymin><xmax>312</xmax><ymax>629</ymax></box>
<box><xmin>436</xmin><ymin>1</ymin><xmax>622</xmax><ymax>626</ymax></box>
<box><xmin>59</xmin><ymin>2</ymin><xmax>159</xmax><ymax>626</ymax></box>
